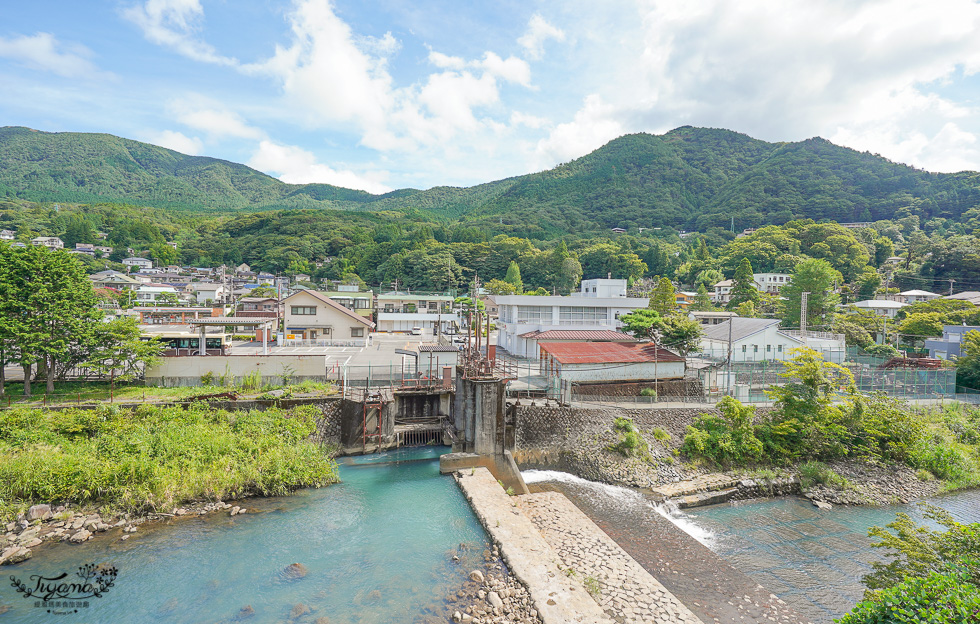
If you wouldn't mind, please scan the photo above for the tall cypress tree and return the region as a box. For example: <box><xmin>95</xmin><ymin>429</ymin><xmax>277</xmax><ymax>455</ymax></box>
<box><xmin>504</xmin><ymin>261</ymin><xmax>523</xmax><ymax>293</ymax></box>
<box><xmin>727</xmin><ymin>258</ymin><xmax>760</xmax><ymax>310</ymax></box>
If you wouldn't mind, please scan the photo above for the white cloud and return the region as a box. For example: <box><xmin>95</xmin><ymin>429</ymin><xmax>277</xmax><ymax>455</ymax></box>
<box><xmin>122</xmin><ymin>0</ymin><xmax>237</xmax><ymax>66</ymax></box>
<box><xmin>518</xmin><ymin>14</ymin><xmax>566</xmax><ymax>60</ymax></box>
<box><xmin>478</xmin><ymin>52</ymin><xmax>531</xmax><ymax>87</ymax></box>
<box><xmin>0</xmin><ymin>33</ymin><xmax>108</xmax><ymax>79</ymax></box>
<box><xmin>248</xmin><ymin>140</ymin><xmax>392</xmax><ymax>194</ymax></box>
<box><xmin>428</xmin><ymin>50</ymin><xmax>466</xmax><ymax>70</ymax></box>
<box><xmin>534</xmin><ymin>94</ymin><xmax>623</xmax><ymax>168</ymax></box>
<box><xmin>151</xmin><ymin>130</ymin><xmax>204</xmax><ymax>154</ymax></box>
<box><xmin>169</xmin><ymin>96</ymin><xmax>265</xmax><ymax>140</ymax></box>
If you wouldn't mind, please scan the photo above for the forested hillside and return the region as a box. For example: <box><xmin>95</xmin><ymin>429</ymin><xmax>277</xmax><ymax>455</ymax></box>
<box><xmin>3</xmin><ymin>125</ymin><xmax>980</xmax><ymax>236</ymax></box>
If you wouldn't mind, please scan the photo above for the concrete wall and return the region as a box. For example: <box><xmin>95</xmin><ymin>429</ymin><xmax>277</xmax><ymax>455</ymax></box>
<box><xmin>454</xmin><ymin>374</ymin><xmax>507</xmax><ymax>455</ymax></box>
<box><xmin>145</xmin><ymin>355</ymin><xmax>326</xmax><ymax>387</ymax></box>
<box><xmin>559</xmin><ymin>360</ymin><xmax>685</xmax><ymax>383</ymax></box>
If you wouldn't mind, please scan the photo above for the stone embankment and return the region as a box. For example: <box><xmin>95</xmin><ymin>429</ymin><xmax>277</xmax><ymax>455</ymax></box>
<box><xmin>442</xmin><ymin>545</ymin><xmax>543</xmax><ymax>624</ymax></box>
<box><xmin>0</xmin><ymin>501</ymin><xmax>242</xmax><ymax>566</ymax></box>
<box><xmin>456</xmin><ymin>467</ymin><xmax>705</xmax><ymax>624</ymax></box>
<box><xmin>513</xmin><ymin>404</ymin><xmax>944</xmax><ymax>507</ymax></box>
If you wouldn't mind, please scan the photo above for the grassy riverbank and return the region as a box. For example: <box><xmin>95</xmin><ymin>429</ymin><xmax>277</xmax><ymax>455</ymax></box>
<box><xmin>0</xmin><ymin>403</ymin><xmax>339</xmax><ymax>522</ymax></box>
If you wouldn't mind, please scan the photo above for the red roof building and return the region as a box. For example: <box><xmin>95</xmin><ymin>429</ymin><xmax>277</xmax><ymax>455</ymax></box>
<box><xmin>538</xmin><ymin>341</ymin><xmax>685</xmax><ymax>385</ymax></box>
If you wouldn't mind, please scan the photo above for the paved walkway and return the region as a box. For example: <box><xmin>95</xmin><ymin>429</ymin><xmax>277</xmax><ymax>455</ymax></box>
<box><xmin>518</xmin><ymin>492</ymin><xmax>704</xmax><ymax>624</ymax></box>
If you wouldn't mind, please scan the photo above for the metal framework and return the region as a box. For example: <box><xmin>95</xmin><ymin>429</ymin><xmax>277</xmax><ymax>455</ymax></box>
<box><xmin>362</xmin><ymin>391</ymin><xmax>384</xmax><ymax>451</ymax></box>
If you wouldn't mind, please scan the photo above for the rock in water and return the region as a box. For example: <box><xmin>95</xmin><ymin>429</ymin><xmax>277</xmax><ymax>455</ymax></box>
<box><xmin>282</xmin><ymin>563</ymin><xmax>308</xmax><ymax>580</ymax></box>
<box><xmin>813</xmin><ymin>500</ymin><xmax>833</xmax><ymax>510</ymax></box>
<box><xmin>0</xmin><ymin>546</ymin><xmax>32</xmax><ymax>565</ymax></box>
<box><xmin>234</xmin><ymin>605</ymin><xmax>255</xmax><ymax>620</ymax></box>
<box><xmin>469</xmin><ymin>570</ymin><xmax>485</xmax><ymax>583</ymax></box>
<box><xmin>290</xmin><ymin>603</ymin><xmax>311</xmax><ymax>619</ymax></box>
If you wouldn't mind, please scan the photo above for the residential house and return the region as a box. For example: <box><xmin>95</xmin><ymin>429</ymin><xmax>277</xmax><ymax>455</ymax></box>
<box><xmin>713</xmin><ymin>273</ymin><xmax>791</xmax><ymax>303</ymax></box>
<box><xmin>31</xmin><ymin>236</ymin><xmax>64</xmax><ymax>249</ymax></box>
<box><xmin>852</xmin><ymin>299</ymin><xmax>907</xmax><ymax>318</ymax></box>
<box><xmin>897</xmin><ymin>289</ymin><xmax>940</xmax><ymax>305</ymax></box>
<box><xmin>96</xmin><ymin>246</ymin><xmax>113</xmax><ymax>257</ymax></box>
<box><xmin>89</xmin><ymin>270</ymin><xmax>141</xmax><ymax>290</ymax></box>
<box><xmin>189</xmin><ymin>282</ymin><xmax>230</xmax><ymax>305</ymax></box>
<box><xmin>321</xmin><ymin>287</ymin><xmax>374</xmax><ymax>320</ymax></box>
<box><xmin>0</xmin><ymin>229</ymin><xmax>15</xmax><ymax>240</ymax></box>
<box><xmin>292</xmin><ymin>273</ymin><xmax>311</xmax><ymax>283</ymax></box>
<box><xmin>945</xmin><ymin>291</ymin><xmax>980</xmax><ymax>306</ymax></box>
<box><xmin>376</xmin><ymin>293</ymin><xmax>458</xmax><ymax>334</ymax></box>
<box><xmin>689</xmin><ymin>310</ymin><xmax>739</xmax><ymax>326</ymax></box>
<box><xmin>494</xmin><ymin>279</ymin><xmax>648</xmax><ymax>357</ymax></box>
<box><xmin>699</xmin><ymin>318</ymin><xmax>845</xmax><ymax>363</ymax></box>
<box><xmin>610</xmin><ymin>227</ymin><xmax>627</xmax><ymax>234</ymax></box>
<box><xmin>237</xmin><ymin>297</ymin><xmax>279</xmax><ymax>318</ymax></box>
<box><xmin>925</xmin><ymin>325</ymin><xmax>980</xmax><ymax>360</ymax></box>
<box><xmin>123</xmin><ymin>257</ymin><xmax>153</xmax><ymax>270</ymax></box>
<box><xmin>283</xmin><ymin>290</ymin><xmax>375</xmax><ymax>342</ymax></box>
<box><xmin>134</xmin><ymin>283</ymin><xmax>179</xmax><ymax>305</ymax></box>
<box><xmin>675</xmin><ymin>291</ymin><xmax>697</xmax><ymax>307</ymax></box>
<box><xmin>137</xmin><ymin>306</ymin><xmax>223</xmax><ymax>324</ymax></box>
<box><xmin>235</xmin><ymin>263</ymin><xmax>251</xmax><ymax>274</ymax></box>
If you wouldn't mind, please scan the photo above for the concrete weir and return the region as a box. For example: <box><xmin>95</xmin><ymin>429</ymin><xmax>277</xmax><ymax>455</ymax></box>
<box><xmin>455</xmin><ymin>468</ymin><xmax>704</xmax><ymax>624</ymax></box>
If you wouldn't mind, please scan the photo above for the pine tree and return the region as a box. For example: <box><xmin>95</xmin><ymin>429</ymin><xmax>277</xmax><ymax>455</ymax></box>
<box><xmin>504</xmin><ymin>261</ymin><xmax>523</xmax><ymax>293</ymax></box>
<box><xmin>727</xmin><ymin>258</ymin><xmax>760</xmax><ymax>310</ymax></box>
<box><xmin>689</xmin><ymin>283</ymin><xmax>715</xmax><ymax>311</ymax></box>
<box><xmin>649</xmin><ymin>277</ymin><xmax>677</xmax><ymax>316</ymax></box>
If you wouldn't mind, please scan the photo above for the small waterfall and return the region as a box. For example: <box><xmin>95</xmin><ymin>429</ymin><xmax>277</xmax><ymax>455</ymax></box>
<box><xmin>521</xmin><ymin>469</ymin><xmax>715</xmax><ymax>546</ymax></box>
<box><xmin>651</xmin><ymin>498</ymin><xmax>715</xmax><ymax>546</ymax></box>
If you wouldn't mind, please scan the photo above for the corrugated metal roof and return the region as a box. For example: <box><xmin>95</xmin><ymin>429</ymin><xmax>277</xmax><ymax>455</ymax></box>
<box><xmin>702</xmin><ymin>318</ymin><xmax>779</xmax><ymax>343</ymax></box>
<box><xmin>418</xmin><ymin>344</ymin><xmax>461</xmax><ymax>352</ymax></box>
<box><xmin>539</xmin><ymin>341</ymin><xmax>683</xmax><ymax>364</ymax></box>
<box><xmin>518</xmin><ymin>329</ymin><xmax>635</xmax><ymax>341</ymax></box>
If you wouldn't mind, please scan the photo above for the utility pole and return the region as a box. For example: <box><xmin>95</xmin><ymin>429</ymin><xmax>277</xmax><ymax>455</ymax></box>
<box><xmin>726</xmin><ymin>317</ymin><xmax>733</xmax><ymax>396</ymax></box>
<box><xmin>949</xmin><ymin>278</ymin><xmax>956</xmax><ymax>296</ymax></box>
<box><xmin>800</xmin><ymin>292</ymin><xmax>809</xmax><ymax>344</ymax></box>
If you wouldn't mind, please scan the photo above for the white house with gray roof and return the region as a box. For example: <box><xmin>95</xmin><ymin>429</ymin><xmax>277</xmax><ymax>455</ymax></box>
<box><xmin>699</xmin><ymin>318</ymin><xmax>844</xmax><ymax>363</ymax></box>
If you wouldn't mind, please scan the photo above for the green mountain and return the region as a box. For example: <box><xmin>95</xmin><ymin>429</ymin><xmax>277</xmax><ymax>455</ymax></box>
<box><xmin>2</xmin><ymin>125</ymin><xmax>979</xmax><ymax>235</ymax></box>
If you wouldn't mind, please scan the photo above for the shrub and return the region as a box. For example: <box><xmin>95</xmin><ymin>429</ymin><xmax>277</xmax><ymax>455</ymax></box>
<box><xmin>839</xmin><ymin>569</ymin><xmax>980</xmax><ymax>624</ymax></box>
<box><xmin>798</xmin><ymin>461</ymin><xmax>848</xmax><ymax>490</ymax></box>
<box><xmin>680</xmin><ymin>396</ymin><xmax>763</xmax><ymax>466</ymax></box>
<box><xmin>238</xmin><ymin>370</ymin><xmax>263</xmax><ymax>392</ymax></box>
<box><xmin>639</xmin><ymin>388</ymin><xmax>657</xmax><ymax>397</ymax></box>
<box><xmin>609</xmin><ymin>417</ymin><xmax>649</xmax><ymax>458</ymax></box>
<box><xmin>651</xmin><ymin>427</ymin><xmax>671</xmax><ymax>448</ymax></box>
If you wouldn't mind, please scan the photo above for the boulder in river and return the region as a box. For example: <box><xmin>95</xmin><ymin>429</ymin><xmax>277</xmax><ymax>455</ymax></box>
<box><xmin>233</xmin><ymin>605</ymin><xmax>255</xmax><ymax>620</ymax></box>
<box><xmin>26</xmin><ymin>504</ymin><xmax>51</xmax><ymax>522</ymax></box>
<box><xmin>282</xmin><ymin>562</ymin><xmax>308</xmax><ymax>580</ymax></box>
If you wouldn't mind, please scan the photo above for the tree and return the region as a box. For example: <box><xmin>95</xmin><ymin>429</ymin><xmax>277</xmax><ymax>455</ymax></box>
<box><xmin>689</xmin><ymin>283</ymin><xmax>716</xmax><ymax>312</ymax></box>
<box><xmin>648</xmin><ymin>277</ymin><xmax>677</xmax><ymax>317</ymax></box>
<box><xmin>898</xmin><ymin>312</ymin><xmax>944</xmax><ymax>350</ymax></box>
<box><xmin>653</xmin><ymin>314</ymin><xmax>704</xmax><ymax>356</ymax></box>
<box><xmin>854</xmin><ymin>268</ymin><xmax>882</xmax><ymax>300</ymax></box>
<box><xmin>1</xmin><ymin>245</ymin><xmax>101</xmax><ymax>394</ymax></box>
<box><xmin>150</xmin><ymin>243</ymin><xmax>178</xmax><ymax>267</ymax></box>
<box><xmin>503</xmin><ymin>261</ymin><xmax>523</xmax><ymax>293</ymax></box>
<box><xmin>956</xmin><ymin>330</ymin><xmax>980</xmax><ymax>391</ymax></box>
<box><xmin>726</xmin><ymin>258</ymin><xmax>760</xmax><ymax>310</ymax></box>
<box><xmin>780</xmin><ymin>259</ymin><xmax>841</xmax><ymax>330</ymax></box>
<box><xmin>619</xmin><ymin>309</ymin><xmax>661</xmax><ymax>339</ymax></box>
<box><xmin>484</xmin><ymin>278</ymin><xmax>517</xmax><ymax>296</ymax></box>
<box><xmin>84</xmin><ymin>317</ymin><xmax>164</xmax><ymax>382</ymax></box>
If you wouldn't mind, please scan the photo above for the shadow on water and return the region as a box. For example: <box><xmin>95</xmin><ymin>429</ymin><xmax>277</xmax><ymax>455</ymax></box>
<box><xmin>523</xmin><ymin>469</ymin><xmax>980</xmax><ymax>624</ymax></box>
<box><xmin>0</xmin><ymin>446</ymin><xmax>489</xmax><ymax>624</ymax></box>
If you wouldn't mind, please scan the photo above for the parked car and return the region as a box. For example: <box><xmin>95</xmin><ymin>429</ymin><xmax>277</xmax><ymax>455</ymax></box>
<box><xmin>410</xmin><ymin>327</ymin><xmax>423</xmax><ymax>336</ymax></box>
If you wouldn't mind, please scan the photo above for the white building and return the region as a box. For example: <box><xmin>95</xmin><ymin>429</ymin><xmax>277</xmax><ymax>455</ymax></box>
<box><xmin>494</xmin><ymin>279</ymin><xmax>648</xmax><ymax>357</ymax></box>
<box><xmin>0</xmin><ymin>229</ymin><xmax>15</xmax><ymax>241</ymax></box>
<box><xmin>713</xmin><ymin>273</ymin><xmax>791</xmax><ymax>303</ymax></box>
<box><xmin>31</xmin><ymin>236</ymin><xmax>64</xmax><ymax>249</ymax></box>
<box><xmin>699</xmin><ymin>318</ymin><xmax>845</xmax><ymax>363</ymax></box>
<box><xmin>283</xmin><ymin>290</ymin><xmax>375</xmax><ymax>343</ymax></box>
<box><xmin>376</xmin><ymin>293</ymin><xmax>458</xmax><ymax>334</ymax></box>
<box><xmin>189</xmin><ymin>282</ymin><xmax>231</xmax><ymax>304</ymax></box>
<box><xmin>852</xmin><ymin>299</ymin><xmax>907</xmax><ymax>318</ymax></box>
<box><xmin>134</xmin><ymin>283</ymin><xmax>180</xmax><ymax>304</ymax></box>
<box><xmin>123</xmin><ymin>257</ymin><xmax>153</xmax><ymax>270</ymax></box>
<box><xmin>897</xmin><ymin>290</ymin><xmax>940</xmax><ymax>305</ymax></box>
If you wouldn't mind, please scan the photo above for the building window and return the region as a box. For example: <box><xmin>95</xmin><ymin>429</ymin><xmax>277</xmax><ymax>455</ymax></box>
<box><xmin>559</xmin><ymin>306</ymin><xmax>608</xmax><ymax>322</ymax></box>
<box><xmin>753</xmin><ymin>345</ymin><xmax>759</xmax><ymax>353</ymax></box>
<box><xmin>517</xmin><ymin>305</ymin><xmax>551</xmax><ymax>323</ymax></box>
<box><xmin>291</xmin><ymin>306</ymin><xmax>316</xmax><ymax>315</ymax></box>
<box><xmin>351</xmin><ymin>327</ymin><xmax>364</xmax><ymax>337</ymax></box>
<box><xmin>777</xmin><ymin>345</ymin><xmax>783</xmax><ymax>352</ymax></box>
<box><xmin>741</xmin><ymin>345</ymin><xmax>747</xmax><ymax>353</ymax></box>
<box><xmin>766</xmin><ymin>344</ymin><xmax>771</xmax><ymax>352</ymax></box>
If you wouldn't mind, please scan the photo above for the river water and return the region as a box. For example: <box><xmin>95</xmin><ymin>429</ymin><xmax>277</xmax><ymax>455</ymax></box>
<box><xmin>523</xmin><ymin>469</ymin><xmax>980</xmax><ymax>624</ymax></box>
<box><xmin>0</xmin><ymin>447</ymin><xmax>488</xmax><ymax>624</ymax></box>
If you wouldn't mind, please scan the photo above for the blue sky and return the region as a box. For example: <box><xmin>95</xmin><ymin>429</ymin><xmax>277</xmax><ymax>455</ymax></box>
<box><xmin>2</xmin><ymin>1</ymin><xmax>980</xmax><ymax>193</ymax></box>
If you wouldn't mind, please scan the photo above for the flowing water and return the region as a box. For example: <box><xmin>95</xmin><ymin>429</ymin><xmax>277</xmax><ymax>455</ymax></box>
<box><xmin>0</xmin><ymin>447</ymin><xmax>489</xmax><ymax>624</ymax></box>
<box><xmin>523</xmin><ymin>469</ymin><xmax>980</xmax><ymax>624</ymax></box>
